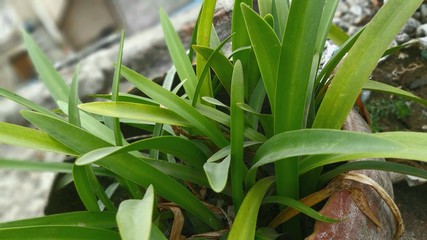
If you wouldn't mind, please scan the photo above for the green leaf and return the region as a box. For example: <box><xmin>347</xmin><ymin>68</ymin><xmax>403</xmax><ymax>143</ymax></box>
<box><xmin>0</xmin><ymin>158</ymin><xmax>112</xmax><ymax>176</ymax></box>
<box><xmin>92</xmin><ymin>93</ymin><xmax>158</xmax><ymax>105</ymax></box>
<box><xmin>318</xmin><ymin>160</ymin><xmax>427</xmax><ymax>186</ymax></box>
<box><xmin>72</xmin><ymin>165</ymin><xmax>101</xmax><ymax>211</ymax></box>
<box><xmin>68</xmin><ymin>66</ymin><xmax>81</xmax><ymax>127</ymax></box>
<box><xmin>257</xmin><ymin>0</ymin><xmax>272</xmax><ymax>17</ymax></box>
<box><xmin>0</xmin><ymin>211</ymin><xmax>116</xmax><ymax>229</ymax></box>
<box><xmin>192</xmin><ymin>33</ymin><xmax>234</xmax><ymax>105</ymax></box>
<box><xmin>21</xmin><ymin>110</ymin><xmax>222</xmax><ymax>230</ymax></box>
<box><xmin>192</xmin><ymin>45</ymin><xmax>233</xmax><ymax>95</ymax></box>
<box><xmin>241</xmin><ymin>4</ymin><xmax>281</xmax><ymax>110</ymax></box>
<box><xmin>76</xmin><ymin>136</ymin><xmax>207</xmax><ymax>169</ymax></box>
<box><xmin>230</xmin><ymin>60</ymin><xmax>245</xmax><ymax>211</ymax></box>
<box><xmin>159</xmin><ymin>9</ymin><xmax>196</xmax><ymax>99</ymax></box>
<box><xmin>22</xmin><ymin>30</ymin><xmax>69</xmax><ymax>104</ymax></box>
<box><xmin>120</xmin><ymin>66</ymin><xmax>228</xmax><ymax>148</ymax></box>
<box><xmin>363</xmin><ymin>80</ymin><xmax>427</xmax><ymax>106</ymax></box>
<box><xmin>195</xmin><ymin>0</ymin><xmax>217</xmax><ymax>100</ymax></box>
<box><xmin>255</xmin><ymin>227</ymin><xmax>281</xmax><ymax>240</ymax></box>
<box><xmin>246</xmin><ymin>129</ymin><xmax>427</xmax><ymax>185</ymax></box>
<box><xmin>0</xmin><ymin>122</ymin><xmax>77</xmax><ymax>156</ymax></box>
<box><xmin>274</xmin><ymin>0</ymin><xmax>326</xmax><ymax>205</ymax></box>
<box><xmin>271</xmin><ymin>0</ymin><xmax>289</xmax><ymax>38</ymax></box>
<box><xmin>203</xmin><ymin>155</ymin><xmax>231</xmax><ymax>193</ymax></box>
<box><xmin>328</xmin><ymin>24</ymin><xmax>350</xmax><ymax>46</ymax></box>
<box><xmin>314</xmin><ymin>0</ymin><xmax>423</xmax><ymax>129</ymax></box>
<box><xmin>201</xmin><ymin>97</ymin><xmax>229</xmax><ymax>109</ymax></box>
<box><xmin>232</xmin><ymin>0</ymin><xmax>252</xmax><ymax>61</ymax></box>
<box><xmin>263</xmin><ymin>196</ymin><xmax>339</xmax><ymax>223</ymax></box>
<box><xmin>228</xmin><ymin>177</ymin><xmax>275</xmax><ymax>240</ymax></box>
<box><xmin>79</xmin><ymin>102</ymin><xmax>192</xmax><ymax>127</ymax></box>
<box><xmin>110</xmin><ymin>30</ymin><xmax>126</xmax><ymax>146</ymax></box>
<box><xmin>117</xmin><ymin>185</ymin><xmax>155</xmax><ymax>240</ymax></box>
<box><xmin>57</xmin><ymin>101</ymin><xmax>116</xmax><ymax>145</ymax></box>
<box><xmin>0</xmin><ymin>88</ymin><xmax>57</xmax><ymax>118</ymax></box>
<box><xmin>0</xmin><ymin>226</ymin><xmax>120</xmax><ymax>240</ymax></box>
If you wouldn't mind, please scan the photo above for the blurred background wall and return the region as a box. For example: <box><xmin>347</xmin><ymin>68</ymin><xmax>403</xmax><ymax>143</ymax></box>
<box><xmin>0</xmin><ymin>0</ymin><xmax>195</xmax><ymax>91</ymax></box>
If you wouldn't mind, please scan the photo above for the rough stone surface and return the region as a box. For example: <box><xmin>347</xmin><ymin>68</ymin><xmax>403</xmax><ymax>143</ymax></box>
<box><xmin>0</xmin><ymin>145</ymin><xmax>65</xmax><ymax>222</ymax></box>
<box><xmin>307</xmin><ymin>110</ymin><xmax>395</xmax><ymax>239</ymax></box>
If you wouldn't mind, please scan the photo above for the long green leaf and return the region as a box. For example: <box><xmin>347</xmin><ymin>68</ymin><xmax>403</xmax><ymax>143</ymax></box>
<box><xmin>0</xmin><ymin>211</ymin><xmax>116</xmax><ymax>229</ymax></box>
<box><xmin>232</xmin><ymin>0</ymin><xmax>252</xmax><ymax>62</ymax></box>
<box><xmin>314</xmin><ymin>0</ymin><xmax>423</xmax><ymax>129</ymax></box>
<box><xmin>110</xmin><ymin>30</ymin><xmax>125</xmax><ymax>146</ymax></box>
<box><xmin>274</xmin><ymin>0</ymin><xmax>326</xmax><ymax>206</ymax></box>
<box><xmin>0</xmin><ymin>88</ymin><xmax>57</xmax><ymax>118</ymax></box>
<box><xmin>192</xmin><ymin>45</ymin><xmax>233</xmax><ymax>95</ymax></box>
<box><xmin>0</xmin><ymin>122</ymin><xmax>77</xmax><ymax>156</ymax></box>
<box><xmin>57</xmin><ymin>101</ymin><xmax>117</xmax><ymax>145</ymax></box>
<box><xmin>192</xmin><ymin>33</ymin><xmax>234</xmax><ymax>105</ymax></box>
<box><xmin>363</xmin><ymin>80</ymin><xmax>427</xmax><ymax>106</ymax></box>
<box><xmin>21</xmin><ymin>110</ymin><xmax>222</xmax><ymax>230</ymax></box>
<box><xmin>228</xmin><ymin>177</ymin><xmax>275</xmax><ymax>240</ymax></box>
<box><xmin>117</xmin><ymin>185</ymin><xmax>154</xmax><ymax>240</ymax></box>
<box><xmin>0</xmin><ymin>226</ymin><xmax>120</xmax><ymax>240</ymax></box>
<box><xmin>230</xmin><ymin>60</ymin><xmax>245</xmax><ymax>211</ymax></box>
<box><xmin>68</xmin><ymin>66</ymin><xmax>81</xmax><ymax>127</ymax></box>
<box><xmin>72</xmin><ymin>165</ymin><xmax>101</xmax><ymax>212</ymax></box>
<box><xmin>79</xmin><ymin>102</ymin><xmax>192</xmax><ymax>127</ymax></box>
<box><xmin>76</xmin><ymin>136</ymin><xmax>207</xmax><ymax>169</ymax></box>
<box><xmin>318</xmin><ymin>160</ymin><xmax>427</xmax><ymax>186</ymax></box>
<box><xmin>195</xmin><ymin>0</ymin><xmax>216</xmax><ymax>100</ymax></box>
<box><xmin>159</xmin><ymin>9</ymin><xmax>196</xmax><ymax>99</ymax></box>
<box><xmin>247</xmin><ymin>129</ymin><xmax>427</xmax><ymax>184</ymax></box>
<box><xmin>263</xmin><ymin>196</ymin><xmax>339</xmax><ymax>223</ymax></box>
<box><xmin>241</xmin><ymin>4</ymin><xmax>280</xmax><ymax>110</ymax></box>
<box><xmin>22</xmin><ymin>31</ymin><xmax>69</xmax><ymax>104</ymax></box>
<box><xmin>0</xmin><ymin>158</ymin><xmax>112</xmax><ymax>176</ymax></box>
<box><xmin>120</xmin><ymin>66</ymin><xmax>228</xmax><ymax>148</ymax></box>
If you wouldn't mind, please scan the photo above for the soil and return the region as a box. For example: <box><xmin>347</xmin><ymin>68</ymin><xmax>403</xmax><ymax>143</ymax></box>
<box><xmin>370</xmin><ymin>46</ymin><xmax>427</xmax><ymax>239</ymax></box>
<box><xmin>369</xmin><ymin>46</ymin><xmax>427</xmax><ymax>132</ymax></box>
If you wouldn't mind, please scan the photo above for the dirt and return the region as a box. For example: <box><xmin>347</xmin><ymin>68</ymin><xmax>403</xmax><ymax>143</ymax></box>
<box><xmin>370</xmin><ymin>46</ymin><xmax>427</xmax><ymax>239</ymax></box>
<box><xmin>369</xmin><ymin>46</ymin><xmax>427</xmax><ymax>133</ymax></box>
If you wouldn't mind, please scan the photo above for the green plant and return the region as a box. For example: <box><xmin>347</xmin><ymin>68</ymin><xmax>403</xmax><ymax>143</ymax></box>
<box><xmin>366</xmin><ymin>96</ymin><xmax>412</xmax><ymax>132</ymax></box>
<box><xmin>1</xmin><ymin>0</ymin><xmax>427</xmax><ymax>239</ymax></box>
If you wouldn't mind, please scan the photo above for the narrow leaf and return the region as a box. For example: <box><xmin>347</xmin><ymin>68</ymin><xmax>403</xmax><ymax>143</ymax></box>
<box><xmin>120</xmin><ymin>66</ymin><xmax>228</xmax><ymax>148</ymax></box>
<box><xmin>22</xmin><ymin>30</ymin><xmax>69</xmax><ymax>104</ymax></box>
<box><xmin>241</xmin><ymin>4</ymin><xmax>281</xmax><ymax>109</ymax></box>
<box><xmin>21</xmin><ymin>110</ymin><xmax>222</xmax><ymax>230</ymax></box>
<box><xmin>0</xmin><ymin>226</ymin><xmax>120</xmax><ymax>240</ymax></box>
<box><xmin>0</xmin><ymin>122</ymin><xmax>77</xmax><ymax>156</ymax></box>
<box><xmin>314</xmin><ymin>0</ymin><xmax>424</xmax><ymax>129</ymax></box>
<box><xmin>160</xmin><ymin>9</ymin><xmax>196</xmax><ymax>99</ymax></box>
<box><xmin>228</xmin><ymin>177</ymin><xmax>275</xmax><ymax>240</ymax></box>
<box><xmin>0</xmin><ymin>211</ymin><xmax>116</xmax><ymax>229</ymax></box>
<box><xmin>79</xmin><ymin>102</ymin><xmax>192</xmax><ymax>127</ymax></box>
<box><xmin>363</xmin><ymin>80</ymin><xmax>427</xmax><ymax>106</ymax></box>
<box><xmin>76</xmin><ymin>136</ymin><xmax>207</xmax><ymax>169</ymax></box>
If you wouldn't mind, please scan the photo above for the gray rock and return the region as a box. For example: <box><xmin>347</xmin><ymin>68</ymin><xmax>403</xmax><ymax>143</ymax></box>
<box><xmin>401</xmin><ymin>17</ymin><xmax>421</xmax><ymax>36</ymax></box>
<box><xmin>416</xmin><ymin>23</ymin><xmax>427</xmax><ymax>37</ymax></box>
<box><xmin>395</xmin><ymin>33</ymin><xmax>411</xmax><ymax>44</ymax></box>
<box><xmin>0</xmin><ymin>145</ymin><xmax>65</xmax><ymax>223</ymax></box>
<box><xmin>420</xmin><ymin>4</ymin><xmax>427</xmax><ymax>23</ymax></box>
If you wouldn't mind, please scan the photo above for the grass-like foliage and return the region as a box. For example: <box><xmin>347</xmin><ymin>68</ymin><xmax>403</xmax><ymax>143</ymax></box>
<box><xmin>1</xmin><ymin>0</ymin><xmax>427</xmax><ymax>239</ymax></box>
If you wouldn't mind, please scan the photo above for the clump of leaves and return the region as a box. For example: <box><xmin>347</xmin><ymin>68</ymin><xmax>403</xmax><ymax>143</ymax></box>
<box><xmin>367</xmin><ymin>96</ymin><xmax>412</xmax><ymax>132</ymax></box>
<box><xmin>0</xmin><ymin>1</ymin><xmax>427</xmax><ymax>239</ymax></box>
